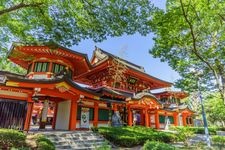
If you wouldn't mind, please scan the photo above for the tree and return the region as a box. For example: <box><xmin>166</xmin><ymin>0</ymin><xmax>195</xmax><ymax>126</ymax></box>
<box><xmin>204</xmin><ymin>93</ymin><xmax>225</xmax><ymax>127</ymax></box>
<box><xmin>149</xmin><ymin>0</ymin><xmax>225</xmax><ymax>105</ymax></box>
<box><xmin>0</xmin><ymin>0</ymin><xmax>155</xmax><ymax>73</ymax></box>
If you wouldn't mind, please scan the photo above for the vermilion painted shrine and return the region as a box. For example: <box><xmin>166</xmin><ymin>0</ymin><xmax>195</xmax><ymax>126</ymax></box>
<box><xmin>0</xmin><ymin>44</ymin><xmax>194</xmax><ymax>131</ymax></box>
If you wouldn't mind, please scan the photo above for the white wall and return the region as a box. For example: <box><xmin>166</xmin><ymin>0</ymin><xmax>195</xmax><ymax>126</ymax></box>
<box><xmin>55</xmin><ymin>100</ymin><xmax>71</xmax><ymax>130</ymax></box>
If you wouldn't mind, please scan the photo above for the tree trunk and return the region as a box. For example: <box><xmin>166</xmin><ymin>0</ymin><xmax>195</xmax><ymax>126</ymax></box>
<box><xmin>221</xmin><ymin>120</ymin><xmax>225</xmax><ymax>127</ymax></box>
<box><xmin>221</xmin><ymin>76</ymin><xmax>225</xmax><ymax>105</ymax></box>
<box><xmin>221</xmin><ymin>89</ymin><xmax>225</xmax><ymax>106</ymax></box>
<box><xmin>213</xmin><ymin>72</ymin><xmax>225</xmax><ymax>106</ymax></box>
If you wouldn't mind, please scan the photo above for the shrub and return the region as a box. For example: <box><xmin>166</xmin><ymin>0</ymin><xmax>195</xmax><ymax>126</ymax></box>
<box><xmin>143</xmin><ymin>141</ymin><xmax>175</xmax><ymax>150</ymax></box>
<box><xmin>117</xmin><ymin>136</ymin><xmax>138</xmax><ymax>147</ymax></box>
<box><xmin>154</xmin><ymin>131</ymin><xmax>178</xmax><ymax>143</ymax></box>
<box><xmin>95</xmin><ymin>141</ymin><xmax>111</xmax><ymax>150</ymax></box>
<box><xmin>171</xmin><ymin>126</ymin><xmax>218</xmax><ymax>135</ymax></box>
<box><xmin>0</xmin><ymin>128</ymin><xmax>26</xmax><ymax>149</ymax></box>
<box><xmin>190</xmin><ymin>127</ymin><xmax>217</xmax><ymax>135</ymax></box>
<box><xmin>170</xmin><ymin>126</ymin><xmax>194</xmax><ymax>146</ymax></box>
<box><xmin>91</xmin><ymin>126</ymin><xmax>99</xmax><ymax>133</ymax></box>
<box><xmin>36</xmin><ymin>135</ymin><xmax>55</xmax><ymax>150</ymax></box>
<box><xmin>97</xmin><ymin>126</ymin><xmax>177</xmax><ymax>147</ymax></box>
<box><xmin>212</xmin><ymin>135</ymin><xmax>225</xmax><ymax>144</ymax></box>
<box><xmin>217</xmin><ymin>127</ymin><xmax>225</xmax><ymax>131</ymax></box>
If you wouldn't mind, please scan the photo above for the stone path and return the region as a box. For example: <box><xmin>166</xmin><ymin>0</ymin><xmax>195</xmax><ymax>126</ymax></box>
<box><xmin>41</xmin><ymin>130</ymin><xmax>111</xmax><ymax>150</ymax></box>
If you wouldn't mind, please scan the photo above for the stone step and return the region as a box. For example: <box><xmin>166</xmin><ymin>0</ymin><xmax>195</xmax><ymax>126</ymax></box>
<box><xmin>52</xmin><ymin>139</ymin><xmax>106</xmax><ymax>146</ymax></box>
<box><xmin>43</xmin><ymin>130</ymin><xmax>111</xmax><ymax>150</ymax></box>
<box><xmin>55</xmin><ymin>142</ymin><xmax>110</xmax><ymax>150</ymax></box>
<box><xmin>48</xmin><ymin>133</ymin><xmax>101</xmax><ymax>137</ymax></box>
<box><xmin>48</xmin><ymin>137</ymin><xmax>105</xmax><ymax>142</ymax></box>
<box><xmin>55</xmin><ymin>140</ymin><xmax>106</xmax><ymax>145</ymax></box>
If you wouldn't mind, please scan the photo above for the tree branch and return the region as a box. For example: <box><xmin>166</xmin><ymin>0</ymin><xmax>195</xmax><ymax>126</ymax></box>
<box><xmin>218</xmin><ymin>14</ymin><xmax>225</xmax><ymax>22</ymax></box>
<box><xmin>180</xmin><ymin>0</ymin><xmax>225</xmax><ymax>101</ymax></box>
<box><xmin>180</xmin><ymin>0</ymin><xmax>215</xmax><ymax>72</ymax></box>
<box><xmin>0</xmin><ymin>2</ymin><xmax>43</xmax><ymax>16</ymax></box>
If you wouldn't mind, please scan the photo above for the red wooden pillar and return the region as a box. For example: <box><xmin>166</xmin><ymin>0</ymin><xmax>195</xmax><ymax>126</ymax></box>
<box><xmin>155</xmin><ymin>110</ymin><xmax>159</xmax><ymax>129</ymax></box>
<box><xmin>128</xmin><ymin>106</ymin><xmax>132</xmax><ymax>126</ymax></box>
<box><xmin>69</xmin><ymin>99</ymin><xmax>78</xmax><ymax>130</ymax></box>
<box><xmin>24</xmin><ymin>96</ymin><xmax>34</xmax><ymax>131</ymax></box>
<box><xmin>145</xmin><ymin>109</ymin><xmax>149</xmax><ymax>127</ymax></box>
<box><xmin>93</xmin><ymin>102</ymin><xmax>99</xmax><ymax>127</ymax></box>
<box><xmin>182</xmin><ymin>113</ymin><xmax>187</xmax><ymax>126</ymax></box>
<box><xmin>52</xmin><ymin>102</ymin><xmax>58</xmax><ymax>129</ymax></box>
<box><xmin>173</xmin><ymin>112</ymin><xmax>179</xmax><ymax>126</ymax></box>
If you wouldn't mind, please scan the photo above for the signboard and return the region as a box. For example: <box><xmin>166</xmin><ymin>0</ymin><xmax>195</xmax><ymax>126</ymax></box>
<box><xmin>80</xmin><ymin>107</ymin><xmax>89</xmax><ymax>128</ymax></box>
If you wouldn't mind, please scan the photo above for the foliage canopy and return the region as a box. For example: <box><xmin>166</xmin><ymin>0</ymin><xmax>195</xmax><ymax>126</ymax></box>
<box><xmin>204</xmin><ymin>93</ymin><xmax>225</xmax><ymax>127</ymax></box>
<box><xmin>0</xmin><ymin>0</ymin><xmax>154</xmax><ymax>73</ymax></box>
<box><xmin>149</xmin><ymin>0</ymin><xmax>225</xmax><ymax>105</ymax></box>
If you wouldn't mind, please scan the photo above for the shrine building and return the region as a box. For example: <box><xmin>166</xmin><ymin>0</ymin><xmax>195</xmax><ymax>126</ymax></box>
<box><xmin>0</xmin><ymin>44</ymin><xmax>195</xmax><ymax>131</ymax></box>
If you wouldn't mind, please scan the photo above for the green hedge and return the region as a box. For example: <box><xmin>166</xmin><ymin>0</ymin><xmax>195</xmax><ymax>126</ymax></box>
<box><xmin>169</xmin><ymin>126</ymin><xmax>194</xmax><ymax>146</ymax></box>
<box><xmin>143</xmin><ymin>141</ymin><xmax>175</xmax><ymax>150</ymax></box>
<box><xmin>36</xmin><ymin>135</ymin><xmax>55</xmax><ymax>150</ymax></box>
<box><xmin>190</xmin><ymin>127</ymin><xmax>217</xmax><ymax>135</ymax></box>
<box><xmin>212</xmin><ymin>136</ymin><xmax>225</xmax><ymax>150</ymax></box>
<box><xmin>217</xmin><ymin>127</ymin><xmax>225</xmax><ymax>131</ymax></box>
<box><xmin>212</xmin><ymin>135</ymin><xmax>225</xmax><ymax>144</ymax></box>
<box><xmin>98</xmin><ymin>126</ymin><xmax>177</xmax><ymax>147</ymax></box>
<box><xmin>170</xmin><ymin>126</ymin><xmax>218</xmax><ymax>135</ymax></box>
<box><xmin>0</xmin><ymin>128</ymin><xmax>55</xmax><ymax>149</ymax></box>
<box><xmin>0</xmin><ymin>128</ymin><xmax>26</xmax><ymax>149</ymax></box>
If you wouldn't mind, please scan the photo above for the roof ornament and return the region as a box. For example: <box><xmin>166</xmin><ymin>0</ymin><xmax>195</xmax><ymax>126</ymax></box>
<box><xmin>0</xmin><ymin>75</ymin><xmax>7</xmax><ymax>84</ymax></box>
<box><xmin>95</xmin><ymin>46</ymin><xmax>100</xmax><ymax>51</ymax></box>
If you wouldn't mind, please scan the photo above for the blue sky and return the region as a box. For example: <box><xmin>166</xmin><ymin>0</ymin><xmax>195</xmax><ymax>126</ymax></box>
<box><xmin>72</xmin><ymin>0</ymin><xmax>180</xmax><ymax>84</ymax></box>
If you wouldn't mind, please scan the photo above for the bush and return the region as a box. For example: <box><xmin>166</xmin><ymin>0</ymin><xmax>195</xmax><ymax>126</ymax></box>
<box><xmin>154</xmin><ymin>131</ymin><xmax>178</xmax><ymax>143</ymax></box>
<box><xmin>143</xmin><ymin>141</ymin><xmax>175</xmax><ymax>150</ymax></box>
<box><xmin>91</xmin><ymin>126</ymin><xmax>99</xmax><ymax>133</ymax></box>
<box><xmin>0</xmin><ymin>128</ymin><xmax>26</xmax><ymax>149</ymax></box>
<box><xmin>171</xmin><ymin>126</ymin><xmax>218</xmax><ymax>135</ymax></box>
<box><xmin>95</xmin><ymin>141</ymin><xmax>111</xmax><ymax>150</ymax></box>
<box><xmin>212</xmin><ymin>135</ymin><xmax>225</xmax><ymax>144</ymax></box>
<box><xmin>117</xmin><ymin>136</ymin><xmax>138</xmax><ymax>147</ymax></box>
<box><xmin>97</xmin><ymin>126</ymin><xmax>177</xmax><ymax>147</ymax></box>
<box><xmin>170</xmin><ymin>126</ymin><xmax>194</xmax><ymax>146</ymax></box>
<box><xmin>217</xmin><ymin>127</ymin><xmax>225</xmax><ymax>131</ymax></box>
<box><xmin>190</xmin><ymin>127</ymin><xmax>217</xmax><ymax>135</ymax></box>
<box><xmin>36</xmin><ymin>135</ymin><xmax>55</xmax><ymax>150</ymax></box>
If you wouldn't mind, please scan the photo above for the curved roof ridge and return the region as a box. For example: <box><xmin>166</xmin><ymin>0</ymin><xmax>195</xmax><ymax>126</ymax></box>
<box><xmin>8</xmin><ymin>42</ymin><xmax>93</xmax><ymax>69</ymax></box>
<box><xmin>133</xmin><ymin>91</ymin><xmax>157</xmax><ymax>100</ymax></box>
<box><xmin>3</xmin><ymin>73</ymin><xmax>100</xmax><ymax>97</ymax></box>
<box><xmin>93</xmin><ymin>47</ymin><xmax>145</xmax><ymax>72</ymax></box>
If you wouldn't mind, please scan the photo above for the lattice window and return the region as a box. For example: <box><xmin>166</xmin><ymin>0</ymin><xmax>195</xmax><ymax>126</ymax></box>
<box><xmin>34</xmin><ymin>62</ymin><xmax>49</xmax><ymax>72</ymax></box>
